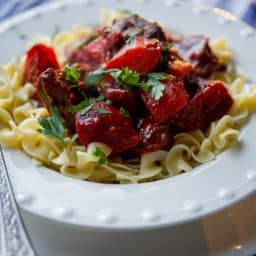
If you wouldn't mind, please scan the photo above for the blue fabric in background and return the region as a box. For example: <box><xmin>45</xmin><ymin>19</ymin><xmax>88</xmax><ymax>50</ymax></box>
<box><xmin>0</xmin><ymin>0</ymin><xmax>255</xmax><ymax>27</ymax></box>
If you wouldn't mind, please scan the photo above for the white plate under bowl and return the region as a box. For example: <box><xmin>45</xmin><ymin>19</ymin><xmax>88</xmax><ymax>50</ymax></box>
<box><xmin>1</xmin><ymin>0</ymin><xmax>256</xmax><ymax>230</ymax></box>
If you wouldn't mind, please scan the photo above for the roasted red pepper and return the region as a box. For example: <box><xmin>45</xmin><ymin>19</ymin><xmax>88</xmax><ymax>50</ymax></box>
<box><xmin>24</xmin><ymin>44</ymin><xmax>59</xmax><ymax>85</ymax></box>
<box><xmin>174</xmin><ymin>80</ymin><xmax>233</xmax><ymax>131</ymax></box>
<box><xmin>106</xmin><ymin>36</ymin><xmax>161</xmax><ymax>73</ymax></box>
<box><xmin>139</xmin><ymin>76</ymin><xmax>189</xmax><ymax>123</ymax></box>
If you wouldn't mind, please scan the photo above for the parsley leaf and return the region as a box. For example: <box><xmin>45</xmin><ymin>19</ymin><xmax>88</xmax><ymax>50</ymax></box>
<box><xmin>94</xmin><ymin>108</ymin><xmax>111</xmax><ymax>115</ymax></box>
<box><xmin>69</xmin><ymin>94</ymin><xmax>109</xmax><ymax>115</ymax></box>
<box><xmin>85</xmin><ymin>67</ymin><xmax>168</xmax><ymax>101</ymax></box>
<box><xmin>162</xmin><ymin>43</ymin><xmax>173</xmax><ymax>53</ymax></box>
<box><xmin>119</xmin><ymin>107</ymin><xmax>129</xmax><ymax>117</ymax></box>
<box><xmin>38</xmin><ymin>107</ymin><xmax>65</xmax><ymax>142</ymax></box>
<box><xmin>93</xmin><ymin>147</ymin><xmax>108</xmax><ymax>165</ymax></box>
<box><xmin>84</xmin><ymin>68</ymin><xmax>108</xmax><ymax>88</ymax></box>
<box><xmin>69</xmin><ymin>84</ymin><xmax>87</xmax><ymax>100</ymax></box>
<box><xmin>106</xmin><ymin>99</ymin><xmax>112</xmax><ymax>105</ymax></box>
<box><xmin>69</xmin><ymin>99</ymin><xmax>94</xmax><ymax>115</ymax></box>
<box><xmin>110</xmin><ymin>68</ymin><xmax>140</xmax><ymax>89</ymax></box>
<box><xmin>64</xmin><ymin>65</ymin><xmax>80</xmax><ymax>84</ymax></box>
<box><xmin>145</xmin><ymin>73</ymin><xmax>169</xmax><ymax>100</ymax></box>
<box><xmin>125</xmin><ymin>29</ymin><xmax>141</xmax><ymax>44</ymax></box>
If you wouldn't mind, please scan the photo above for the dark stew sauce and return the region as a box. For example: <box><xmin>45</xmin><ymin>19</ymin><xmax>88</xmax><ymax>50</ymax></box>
<box><xmin>23</xmin><ymin>14</ymin><xmax>233</xmax><ymax>158</ymax></box>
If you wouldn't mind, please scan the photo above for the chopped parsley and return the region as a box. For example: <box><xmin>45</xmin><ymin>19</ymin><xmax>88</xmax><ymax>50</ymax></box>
<box><xmin>84</xmin><ymin>68</ymin><xmax>109</xmax><ymax>88</ymax></box>
<box><xmin>69</xmin><ymin>95</ymin><xmax>109</xmax><ymax>115</ymax></box>
<box><xmin>106</xmin><ymin>99</ymin><xmax>112</xmax><ymax>105</ymax></box>
<box><xmin>119</xmin><ymin>107</ymin><xmax>129</xmax><ymax>117</ymax></box>
<box><xmin>110</xmin><ymin>68</ymin><xmax>140</xmax><ymax>89</ymax></box>
<box><xmin>145</xmin><ymin>73</ymin><xmax>169</xmax><ymax>100</ymax></box>
<box><xmin>94</xmin><ymin>108</ymin><xmax>112</xmax><ymax>115</ymax></box>
<box><xmin>93</xmin><ymin>147</ymin><xmax>108</xmax><ymax>165</ymax></box>
<box><xmin>162</xmin><ymin>43</ymin><xmax>173</xmax><ymax>53</ymax></box>
<box><xmin>84</xmin><ymin>68</ymin><xmax>169</xmax><ymax>101</ymax></box>
<box><xmin>64</xmin><ymin>65</ymin><xmax>80</xmax><ymax>84</ymax></box>
<box><xmin>125</xmin><ymin>29</ymin><xmax>141</xmax><ymax>44</ymax></box>
<box><xmin>69</xmin><ymin>99</ymin><xmax>94</xmax><ymax>115</ymax></box>
<box><xmin>38</xmin><ymin>107</ymin><xmax>65</xmax><ymax>142</ymax></box>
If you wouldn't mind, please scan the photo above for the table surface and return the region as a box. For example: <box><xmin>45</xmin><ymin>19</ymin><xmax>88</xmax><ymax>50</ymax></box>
<box><xmin>0</xmin><ymin>1</ymin><xmax>256</xmax><ymax>255</ymax></box>
<box><xmin>0</xmin><ymin>0</ymin><xmax>256</xmax><ymax>27</ymax></box>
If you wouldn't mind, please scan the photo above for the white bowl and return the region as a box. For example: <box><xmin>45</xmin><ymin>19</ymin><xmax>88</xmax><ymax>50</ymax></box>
<box><xmin>1</xmin><ymin>0</ymin><xmax>256</xmax><ymax>232</ymax></box>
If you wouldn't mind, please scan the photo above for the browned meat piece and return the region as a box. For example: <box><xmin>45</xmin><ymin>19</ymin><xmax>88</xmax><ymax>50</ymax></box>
<box><xmin>75</xmin><ymin>102</ymin><xmax>139</xmax><ymax>153</ymax></box>
<box><xmin>67</xmin><ymin>30</ymin><xmax>123</xmax><ymax>69</ymax></box>
<box><xmin>99</xmin><ymin>76</ymin><xmax>137</xmax><ymax>112</ymax></box>
<box><xmin>173</xmin><ymin>80</ymin><xmax>233</xmax><ymax>132</ymax></box>
<box><xmin>110</xmin><ymin>14</ymin><xmax>167</xmax><ymax>42</ymax></box>
<box><xmin>174</xmin><ymin>35</ymin><xmax>226</xmax><ymax>78</ymax></box>
<box><xmin>139</xmin><ymin>116</ymin><xmax>173</xmax><ymax>153</ymax></box>
<box><xmin>71</xmin><ymin>63</ymin><xmax>93</xmax><ymax>90</ymax></box>
<box><xmin>37</xmin><ymin>68</ymin><xmax>84</xmax><ymax>130</ymax></box>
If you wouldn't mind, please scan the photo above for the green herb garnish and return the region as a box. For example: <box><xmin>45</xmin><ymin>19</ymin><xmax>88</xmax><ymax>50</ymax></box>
<box><xmin>119</xmin><ymin>107</ymin><xmax>129</xmax><ymax>117</ymax></box>
<box><xmin>145</xmin><ymin>73</ymin><xmax>169</xmax><ymax>100</ymax></box>
<box><xmin>64</xmin><ymin>65</ymin><xmax>80</xmax><ymax>84</ymax></box>
<box><xmin>110</xmin><ymin>67</ymin><xmax>140</xmax><ymax>89</ymax></box>
<box><xmin>84</xmin><ymin>68</ymin><xmax>108</xmax><ymax>88</ymax></box>
<box><xmin>69</xmin><ymin>99</ymin><xmax>94</xmax><ymax>115</ymax></box>
<box><xmin>125</xmin><ymin>29</ymin><xmax>141</xmax><ymax>44</ymax></box>
<box><xmin>162</xmin><ymin>43</ymin><xmax>173</xmax><ymax>53</ymax></box>
<box><xmin>106</xmin><ymin>99</ymin><xmax>112</xmax><ymax>105</ymax></box>
<box><xmin>93</xmin><ymin>147</ymin><xmax>108</xmax><ymax>165</ymax></box>
<box><xmin>38</xmin><ymin>107</ymin><xmax>65</xmax><ymax>142</ymax></box>
<box><xmin>94</xmin><ymin>108</ymin><xmax>112</xmax><ymax>115</ymax></box>
<box><xmin>84</xmin><ymin>67</ymin><xmax>169</xmax><ymax>101</ymax></box>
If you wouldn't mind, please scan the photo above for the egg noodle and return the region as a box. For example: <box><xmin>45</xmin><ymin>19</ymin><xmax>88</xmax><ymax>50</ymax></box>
<box><xmin>1</xmin><ymin>13</ymin><xmax>256</xmax><ymax>184</ymax></box>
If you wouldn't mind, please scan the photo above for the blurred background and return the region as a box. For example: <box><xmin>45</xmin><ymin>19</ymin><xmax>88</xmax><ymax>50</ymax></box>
<box><xmin>0</xmin><ymin>0</ymin><xmax>256</xmax><ymax>27</ymax></box>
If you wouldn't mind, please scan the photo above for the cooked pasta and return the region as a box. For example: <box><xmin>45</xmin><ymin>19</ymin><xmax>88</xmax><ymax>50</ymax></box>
<box><xmin>0</xmin><ymin>13</ymin><xmax>255</xmax><ymax>184</ymax></box>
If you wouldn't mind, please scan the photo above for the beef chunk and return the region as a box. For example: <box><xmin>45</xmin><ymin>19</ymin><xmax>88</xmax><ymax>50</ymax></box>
<box><xmin>99</xmin><ymin>76</ymin><xmax>137</xmax><ymax>112</ymax></box>
<box><xmin>139</xmin><ymin>116</ymin><xmax>173</xmax><ymax>153</ymax></box>
<box><xmin>111</xmin><ymin>14</ymin><xmax>167</xmax><ymax>42</ymax></box>
<box><xmin>37</xmin><ymin>68</ymin><xmax>84</xmax><ymax>129</ymax></box>
<box><xmin>75</xmin><ymin>102</ymin><xmax>139</xmax><ymax>153</ymax></box>
<box><xmin>174</xmin><ymin>35</ymin><xmax>226</xmax><ymax>78</ymax></box>
<box><xmin>174</xmin><ymin>80</ymin><xmax>233</xmax><ymax>131</ymax></box>
<box><xmin>67</xmin><ymin>30</ymin><xmax>122</xmax><ymax>69</ymax></box>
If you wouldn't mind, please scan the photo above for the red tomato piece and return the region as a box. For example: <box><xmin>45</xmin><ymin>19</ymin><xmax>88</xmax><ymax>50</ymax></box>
<box><xmin>139</xmin><ymin>116</ymin><xmax>173</xmax><ymax>153</ymax></box>
<box><xmin>174</xmin><ymin>80</ymin><xmax>233</xmax><ymax>131</ymax></box>
<box><xmin>139</xmin><ymin>77</ymin><xmax>189</xmax><ymax>123</ymax></box>
<box><xmin>24</xmin><ymin>44</ymin><xmax>59</xmax><ymax>85</ymax></box>
<box><xmin>106</xmin><ymin>36</ymin><xmax>161</xmax><ymax>73</ymax></box>
<box><xmin>75</xmin><ymin>102</ymin><xmax>139</xmax><ymax>153</ymax></box>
